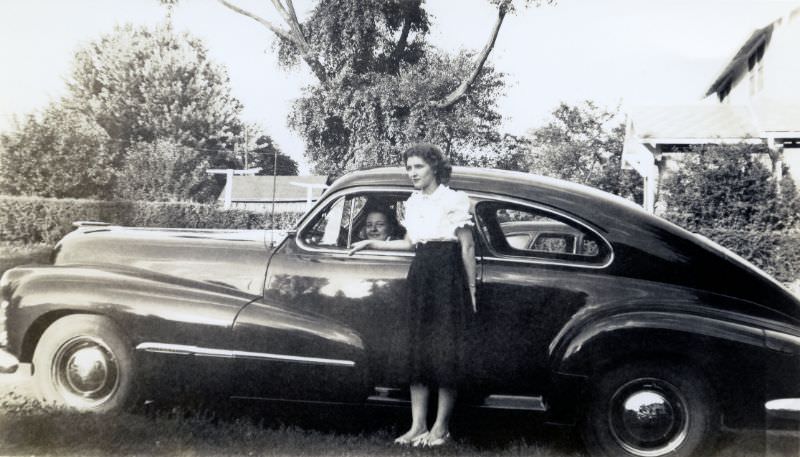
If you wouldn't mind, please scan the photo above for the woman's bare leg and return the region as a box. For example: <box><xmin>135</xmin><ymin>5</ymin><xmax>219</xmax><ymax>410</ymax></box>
<box><xmin>394</xmin><ymin>383</ymin><xmax>429</xmax><ymax>442</ymax></box>
<box><xmin>428</xmin><ymin>387</ymin><xmax>456</xmax><ymax>440</ymax></box>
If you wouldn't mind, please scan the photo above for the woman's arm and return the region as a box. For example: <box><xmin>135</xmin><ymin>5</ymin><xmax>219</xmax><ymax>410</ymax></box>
<box><xmin>348</xmin><ymin>233</ymin><xmax>413</xmax><ymax>255</ymax></box>
<box><xmin>456</xmin><ymin>226</ymin><xmax>477</xmax><ymax>313</ymax></box>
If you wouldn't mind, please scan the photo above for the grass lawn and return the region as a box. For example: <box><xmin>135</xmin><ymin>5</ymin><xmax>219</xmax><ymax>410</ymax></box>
<box><xmin>0</xmin><ymin>388</ymin><xmax>798</xmax><ymax>457</ymax></box>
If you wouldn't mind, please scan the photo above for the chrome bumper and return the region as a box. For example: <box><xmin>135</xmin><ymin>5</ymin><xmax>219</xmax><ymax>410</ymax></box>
<box><xmin>0</xmin><ymin>348</ymin><xmax>18</xmax><ymax>374</ymax></box>
<box><xmin>766</xmin><ymin>399</ymin><xmax>800</xmax><ymax>421</ymax></box>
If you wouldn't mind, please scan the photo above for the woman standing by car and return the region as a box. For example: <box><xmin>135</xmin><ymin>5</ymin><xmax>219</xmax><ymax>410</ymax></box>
<box><xmin>350</xmin><ymin>143</ymin><xmax>476</xmax><ymax>447</ymax></box>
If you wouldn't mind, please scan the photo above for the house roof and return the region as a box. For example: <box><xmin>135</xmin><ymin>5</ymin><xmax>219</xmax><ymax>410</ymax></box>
<box><xmin>628</xmin><ymin>105</ymin><xmax>760</xmax><ymax>141</ymax></box>
<box><xmin>705</xmin><ymin>24</ymin><xmax>773</xmax><ymax>97</ymax></box>
<box><xmin>218</xmin><ymin>175</ymin><xmax>328</xmax><ymax>202</ymax></box>
<box><xmin>751</xmin><ymin>99</ymin><xmax>800</xmax><ymax>133</ymax></box>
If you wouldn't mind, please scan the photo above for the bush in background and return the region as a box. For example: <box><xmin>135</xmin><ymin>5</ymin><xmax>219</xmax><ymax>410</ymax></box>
<box><xmin>660</xmin><ymin>144</ymin><xmax>800</xmax><ymax>283</ymax></box>
<box><xmin>0</xmin><ymin>195</ymin><xmax>302</xmax><ymax>245</ymax></box>
<box><xmin>661</xmin><ymin>144</ymin><xmax>800</xmax><ymax>231</ymax></box>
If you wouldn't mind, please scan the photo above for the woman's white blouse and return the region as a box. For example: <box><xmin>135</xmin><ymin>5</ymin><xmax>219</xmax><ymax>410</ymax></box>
<box><xmin>403</xmin><ymin>185</ymin><xmax>473</xmax><ymax>244</ymax></box>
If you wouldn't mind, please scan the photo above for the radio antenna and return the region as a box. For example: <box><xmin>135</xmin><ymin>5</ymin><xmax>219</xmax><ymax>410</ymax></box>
<box><xmin>269</xmin><ymin>143</ymin><xmax>278</xmax><ymax>247</ymax></box>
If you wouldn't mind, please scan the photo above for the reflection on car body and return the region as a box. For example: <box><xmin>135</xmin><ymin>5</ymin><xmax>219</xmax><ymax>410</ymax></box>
<box><xmin>1</xmin><ymin>166</ymin><xmax>799</xmax><ymax>457</ymax></box>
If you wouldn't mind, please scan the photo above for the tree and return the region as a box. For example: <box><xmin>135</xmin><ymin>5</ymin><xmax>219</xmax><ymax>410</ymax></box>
<box><xmin>68</xmin><ymin>22</ymin><xmax>255</xmax><ymax>201</ymax></box>
<box><xmin>660</xmin><ymin>144</ymin><xmax>800</xmax><ymax>232</ymax></box>
<box><xmin>169</xmin><ymin>0</ymin><xmax>553</xmax><ymax>174</ymax></box>
<box><xmin>503</xmin><ymin>101</ymin><xmax>642</xmax><ymax>202</ymax></box>
<box><xmin>114</xmin><ymin>139</ymin><xmax>213</xmax><ymax>201</ymax></box>
<box><xmin>289</xmin><ymin>49</ymin><xmax>506</xmax><ymax>175</ymax></box>
<box><xmin>247</xmin><ymin>135</ymin><xmax>299</xmax><ymax>176</ymax></box>
<box><xmin>67</xmin><ymin>23</ymin><xmax>245</xmax><ymax>152</ymax></box>
<box><xmin>0</xmin><ymin>107</ymin><xmax>115</xmax><ymax>198</ymax></box>
<box><xmin>0</xmin><ymin>21</ymin><xmax>277</xmax><ymax>202</ymax></box>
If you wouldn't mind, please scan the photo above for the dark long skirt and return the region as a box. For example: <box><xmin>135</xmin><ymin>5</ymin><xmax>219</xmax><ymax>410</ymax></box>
<box><xmin>406</xmin><ymin>241</ymin><xmax>470</xmax><ymax>388</ymax></box>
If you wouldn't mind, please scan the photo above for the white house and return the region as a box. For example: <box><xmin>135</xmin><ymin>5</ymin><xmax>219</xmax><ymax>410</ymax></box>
<box><xmin>623</xmin><ymin>6</ymin><xmax>800</xmax><ymax>213</ymax></box>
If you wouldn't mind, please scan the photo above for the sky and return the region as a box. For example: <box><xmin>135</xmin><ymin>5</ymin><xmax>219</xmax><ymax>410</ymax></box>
<box><xmin>1</xmin><ymin>0</ymin><xmax>798</xmax><ymax>173</ymax></box>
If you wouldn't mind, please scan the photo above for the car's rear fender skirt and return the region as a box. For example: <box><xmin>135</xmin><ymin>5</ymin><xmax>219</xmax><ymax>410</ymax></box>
<box><xmin>549</xmin><ymin>310</ymin><xmax>796</xmax><ymax>428</ymax></box>
<box><xmin>4</xmin><ymin>265</ymin><xmax>256</xmax><ymax>362</ymax></box>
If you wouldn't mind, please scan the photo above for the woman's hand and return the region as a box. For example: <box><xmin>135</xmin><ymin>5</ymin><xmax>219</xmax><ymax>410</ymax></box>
<box><xmin>348</xmin><ymin>239</ymin><xmax>373</xmax><ymax>256</ymax></box>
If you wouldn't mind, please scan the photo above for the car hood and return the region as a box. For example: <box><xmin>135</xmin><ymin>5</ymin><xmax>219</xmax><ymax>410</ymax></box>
<box><xmin>52</xmin><ymin>226</ymin><xmax>273</xmax><ymax>296</ymax></box>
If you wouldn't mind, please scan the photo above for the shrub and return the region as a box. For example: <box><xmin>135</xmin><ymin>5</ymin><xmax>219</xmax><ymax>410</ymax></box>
<box><xmin>0</xmin><ymin>195</ymin><xmax>303</xmax><ymax>245</ymax></box>
<box><xmin>660</xmin><ymin>144</ymin><xmax>800</xmax><ymax>282</ymax></box>
<box><xmin>660</xmin><ymin>144</ymin><xmax>800</xmax><ymax>232</ymax></box>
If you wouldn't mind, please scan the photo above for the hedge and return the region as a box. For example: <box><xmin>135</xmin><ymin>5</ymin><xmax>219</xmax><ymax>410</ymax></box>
<box><xmin>0</xmin><ymin>195</ymin><xmax>303</xmax><ymax>245</ymax></box>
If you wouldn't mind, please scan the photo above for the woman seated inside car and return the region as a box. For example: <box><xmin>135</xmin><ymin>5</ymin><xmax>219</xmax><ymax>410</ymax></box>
<box><xmin>359</xmin><ymin>206</ymin><xmax>406</xmax><ymax>242</ymax></box>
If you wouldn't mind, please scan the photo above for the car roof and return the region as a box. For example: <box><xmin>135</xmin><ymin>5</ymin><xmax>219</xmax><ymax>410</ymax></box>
<box><xmin>328</xmin><ymin>166</ymin><xmax>648</xmax><ymax>221</ymax></box>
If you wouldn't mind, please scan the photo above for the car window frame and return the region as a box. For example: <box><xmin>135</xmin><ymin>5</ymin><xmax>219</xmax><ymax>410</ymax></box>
<box><xmin>470</xmin><ymin>193</ymin><xmax>614</xmax><ymax>269</ymax></box>
<box><xmin>295</xmin><ymin>186</ymin><xmax>416</xmax><ymax>257</ymax></box>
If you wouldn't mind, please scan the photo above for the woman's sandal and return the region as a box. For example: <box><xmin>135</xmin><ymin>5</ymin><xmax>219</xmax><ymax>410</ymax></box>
<box><xmin>410</xmin><ymin>431</ymin><xmax>430</xmax><ymax>447</ymax></box>
<box><xmin>414</xmin><ymin>432</ymin><xmax>452</xmax><ymax>447</ymax></box>
<box><xmin>394</xmin><ymin>431</ymin><xmax>428</xmax><ymax>446</ymax></box>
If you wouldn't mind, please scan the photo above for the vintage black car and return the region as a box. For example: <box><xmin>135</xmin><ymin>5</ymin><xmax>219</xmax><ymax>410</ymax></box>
<box><xmin>1</xmin><ymin>167</ymin><xmax>799</xmax><ymax>457</ymax></box>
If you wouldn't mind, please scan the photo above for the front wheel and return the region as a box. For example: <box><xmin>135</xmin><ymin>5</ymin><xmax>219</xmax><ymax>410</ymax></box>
<box><xmin>32</xmin><ymin>314</ymin><xmax>136</xmax><ymax>412</ymax></box>
<box><xmin>581</xmin><ymin>362</ymin><xmax>719</xmax><ymax>457</ymax></box>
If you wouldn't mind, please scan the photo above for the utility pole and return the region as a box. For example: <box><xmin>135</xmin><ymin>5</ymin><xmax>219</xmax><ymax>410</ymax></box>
<box><xmin>244</xmin><ymin>129</ymin><xmax>249</xmax><ymax>170</ymax></box>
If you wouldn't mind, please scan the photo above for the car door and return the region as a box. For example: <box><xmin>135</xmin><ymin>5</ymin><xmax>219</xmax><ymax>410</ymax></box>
<box><xmin>232</xmin><ymin>187</ymin><xmax>416</xmax><ymax>401</ymax></box>
<box><xmin>469</xmin><ymin>196</ymin><xmax>613</xmax><ymax>395</ymax></box>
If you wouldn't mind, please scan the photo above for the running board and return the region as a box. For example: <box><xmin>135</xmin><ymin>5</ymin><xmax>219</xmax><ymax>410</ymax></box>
<box><xmin>367</xmin><ymin>387</ymin><xmax>547</xmax><ymax>412</ymax></box>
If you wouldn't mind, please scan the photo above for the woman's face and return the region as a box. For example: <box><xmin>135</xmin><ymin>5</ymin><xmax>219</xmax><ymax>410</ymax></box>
<box><xmin>365</xmin><ymin>212</ymin><xmax>390</xmax><ymax>240</ymax></box>
<box><xmin>406</xmin><ymin>155</ymin><xmax>436</xmax><ymax>191</ymax></box>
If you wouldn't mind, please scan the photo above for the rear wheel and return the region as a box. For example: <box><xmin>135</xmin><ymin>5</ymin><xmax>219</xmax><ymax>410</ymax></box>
<box><xmin>582</xmin><ymin>362</ymin><xmax>719</xmax><ymax>457</ymax></box>
<box><xmin>32</xmin><ymin>314</ymin><xmax>136</xmax><ymax>412</ymax></box>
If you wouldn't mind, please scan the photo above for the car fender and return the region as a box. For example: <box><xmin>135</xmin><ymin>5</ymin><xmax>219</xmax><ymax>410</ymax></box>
<box><xmin>549</xmin><ymin>307</ymin><xmax>768</xmax><ymax>377</ymax></box>
<box><xmin>546</xmin><ymin>303</ymin><xmax>800</xmax><ymax>426</ymax></box>
<box><xmin>2</xmin><ymin>264</ymin><xmax>258</xmax><ymax>363</ymax></box>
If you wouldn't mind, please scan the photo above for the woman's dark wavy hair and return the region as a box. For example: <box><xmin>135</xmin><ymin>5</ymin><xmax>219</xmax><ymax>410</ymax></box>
<box><xmin>402</xmin><ymin>143</ymin><xmax>452</xmax><ymax>185</ymax></box>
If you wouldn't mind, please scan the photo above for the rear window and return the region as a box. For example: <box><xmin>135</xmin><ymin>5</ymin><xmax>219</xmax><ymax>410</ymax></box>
<box><xmin>475</xmin><ymin>201</ymin><xmax>611</xmax><ymax>266</ymax></box>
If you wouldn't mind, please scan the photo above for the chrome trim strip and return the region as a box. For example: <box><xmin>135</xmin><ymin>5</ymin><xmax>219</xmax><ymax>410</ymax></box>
<box><xmin>482</xmin><ymin>394</ymin><xmax>548</xmax><ymax>411</ymax></box>
<box><xmin>766</xmin><ymin>398</ymin><xmax>800</xmax><ymax>413</ymax></box>
<box><xmin>765</xmin><ymin>329</ymin><xmax>800</xmax><ymax>354</ymax></box>
<box><xmin>135</xmin><ymin>343</ymin><xmax>355</xmax><ymax>367</ymax></box>
<box><xmin>766</xmin><ymin>398</ymin><xmax>800</xmax><ymax>421</ymax></box>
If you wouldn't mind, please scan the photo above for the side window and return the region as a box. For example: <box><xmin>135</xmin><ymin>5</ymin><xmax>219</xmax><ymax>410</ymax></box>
<box><xmin>302</xmin><ymin>196</ymin><xmax>348</xmax><ymax>247</ymax></box>
<box><xmin>300</xmin><ymin>192</ymin><xmax>409</xmax><ymax>250</ymax></box>
<box><xmin>475</xmin><ymin>202</ymin><xmax>610</xmax><ymax>266</ymax></box>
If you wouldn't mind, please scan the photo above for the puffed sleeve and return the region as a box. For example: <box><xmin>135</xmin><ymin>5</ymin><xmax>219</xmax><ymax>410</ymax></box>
<box><xmin>402</xmin><ymin>192</ymin><xmax>420</xmax><ymax>243</ymax></box>
<box><xmin>445</xmin><ymin>190</ymin><xmax>473</xmax><ymax>233</ymax></box>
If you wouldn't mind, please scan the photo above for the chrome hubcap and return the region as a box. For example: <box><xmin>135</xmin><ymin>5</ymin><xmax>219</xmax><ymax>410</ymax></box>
<box><xmin>608</xmin><ymin>378</ymin><xmax>689</xmax><ymax>456</ymax></box>
<box><xmin>52</xmin><ymin>337</ymin><xmax>119</xmax><ymax>408</ymax></box>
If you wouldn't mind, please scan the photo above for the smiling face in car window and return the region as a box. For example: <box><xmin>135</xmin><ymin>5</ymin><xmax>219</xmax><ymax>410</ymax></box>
<box><xmin>365</xmin><ymin>211</ymin><xmax>390</xmax><ymax>240</ymax></box>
